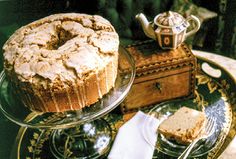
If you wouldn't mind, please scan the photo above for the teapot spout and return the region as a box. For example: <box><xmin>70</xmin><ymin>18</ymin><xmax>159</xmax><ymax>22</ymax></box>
<box><xmin>135</xmin><ymin>13</ymin><xmax>155</xmax><ymax>39</ymax></box>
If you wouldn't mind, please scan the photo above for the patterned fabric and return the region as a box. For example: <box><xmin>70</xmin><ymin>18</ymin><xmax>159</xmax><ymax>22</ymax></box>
<box><xmin>171</xmin><ymin>0</ymin><xmax>218</xmax><ymax>48</ymax></box>
<box><xmin>216</xmin><ymin>0</ymin><xmax>236</xmax><ymax>58</ymax></box>
<box><xmin>192</xmin><ymin>0</ymin><xmax>236</xmax><ymax>58</ymax></box>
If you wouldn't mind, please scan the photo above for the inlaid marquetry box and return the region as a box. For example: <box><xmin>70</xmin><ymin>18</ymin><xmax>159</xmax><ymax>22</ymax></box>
<box><xmin>119</xmin><ymin>40</ymin><xmax>197</xmax><ymax>113</ymax></box>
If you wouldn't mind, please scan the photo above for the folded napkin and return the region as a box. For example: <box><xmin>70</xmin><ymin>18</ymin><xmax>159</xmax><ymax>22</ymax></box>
<box><xmin>108</xmin><ymin>111</ymin><xmax>160</xmax><ymax>159</ymax></box>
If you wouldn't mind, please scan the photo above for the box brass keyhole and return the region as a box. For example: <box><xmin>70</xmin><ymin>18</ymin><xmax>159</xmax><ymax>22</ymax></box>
<box><xmin>155</xmin><ymin>82</ymin><xmax>162</xmax><ymax>92</ymax></box>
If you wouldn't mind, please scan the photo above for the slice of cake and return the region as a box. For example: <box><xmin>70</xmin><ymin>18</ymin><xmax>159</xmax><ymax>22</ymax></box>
<box><xmin>158</xmin><ymin>107</ymin><xmax>206</xmax><ymax>144</ymax></box>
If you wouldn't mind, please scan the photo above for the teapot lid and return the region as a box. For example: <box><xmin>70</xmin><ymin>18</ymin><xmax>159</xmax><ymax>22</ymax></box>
<box><xmin>154</xmin><ymin>11</ymin><xmax>184</xmax><ymax>27</ymax></box>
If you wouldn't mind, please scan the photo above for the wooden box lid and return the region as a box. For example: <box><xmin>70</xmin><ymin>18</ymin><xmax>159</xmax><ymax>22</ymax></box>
<box><xmin>119</xmin><ymin>40</ymin><xmax>196</xmax><ymax>76</ymax></box>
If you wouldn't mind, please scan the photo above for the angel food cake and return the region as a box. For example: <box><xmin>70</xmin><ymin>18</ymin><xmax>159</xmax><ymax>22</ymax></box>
<box><xmin>158</xmin><ymin>107</ymin><xmax>206</xmax><ymax>144</ymax></box>
<box><xmin>3</xmin><ymin>13</ymin><xmax>119</xmax><ymax>112</ymax></box>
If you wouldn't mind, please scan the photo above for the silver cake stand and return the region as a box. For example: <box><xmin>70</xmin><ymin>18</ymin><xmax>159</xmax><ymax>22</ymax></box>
<box><xmin>0</xmin><ymin>46</ymin><xmax>135</xmax><ymax>159</ymax></box>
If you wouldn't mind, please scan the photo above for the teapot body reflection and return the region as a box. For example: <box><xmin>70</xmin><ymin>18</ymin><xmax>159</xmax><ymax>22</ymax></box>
<box><xmin>136</xmin><ymin>11</ymin><xmax>200</xmax><ymax>49</ymax></box>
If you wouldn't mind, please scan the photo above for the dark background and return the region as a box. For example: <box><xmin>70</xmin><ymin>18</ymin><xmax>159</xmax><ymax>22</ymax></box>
<box><xmin>0</xmin><ymin>0</ymin><xmax>235</xmax><ymax>158</ymax></box>
<box><xmin>0</xmin><ymin>0</ymin><xmax>236</xmax><ymax>62</ymax></box>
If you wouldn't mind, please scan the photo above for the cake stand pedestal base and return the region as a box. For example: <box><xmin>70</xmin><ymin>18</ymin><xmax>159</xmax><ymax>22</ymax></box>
<box><xmin>49</xmin><ymin>119</ymin><xmax>112</xmax><ymax>159</ymax></box>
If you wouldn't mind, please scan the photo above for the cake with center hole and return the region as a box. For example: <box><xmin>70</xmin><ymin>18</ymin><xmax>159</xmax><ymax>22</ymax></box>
<box><xmin>158</xmin><ymin>106</ymin><xmax>206</xmax><ymax>144</ymax></box>
<box><xmin>3</xmin><ymin>13</ymin><xmax>119</xmax><ymax>112</ymax></box>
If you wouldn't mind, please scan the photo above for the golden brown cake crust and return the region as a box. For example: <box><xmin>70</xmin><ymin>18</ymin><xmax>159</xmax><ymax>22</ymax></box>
<box><xmin>3</xmin><ymin>13</ymin><xmax>119</xmax><ymax>112</ymax></box>
<box><xmin>158</xmin><ymin>107</ymin><xmax>206</xmax><ymax>144</ymax></box>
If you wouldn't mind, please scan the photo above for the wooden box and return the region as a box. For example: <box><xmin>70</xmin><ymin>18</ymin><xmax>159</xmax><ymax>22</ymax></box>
<box><xmin>119</xmin><ymin>40</ymin><xmax>197</xmax><ymax>113</ymax></box>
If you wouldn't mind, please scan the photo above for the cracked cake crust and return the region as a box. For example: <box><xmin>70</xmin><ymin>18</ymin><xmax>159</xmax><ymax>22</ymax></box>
<box><xmin>3</xmin><ymin>13</ymin><xmax>119</xmax><ymax>112</ymax></box>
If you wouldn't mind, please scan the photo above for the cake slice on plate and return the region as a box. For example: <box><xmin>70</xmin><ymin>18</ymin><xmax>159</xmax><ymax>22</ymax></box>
<box><xmin>158</xmin><ymin>106</ymin><xmax>206</xmax><ymax>144</ymax></box>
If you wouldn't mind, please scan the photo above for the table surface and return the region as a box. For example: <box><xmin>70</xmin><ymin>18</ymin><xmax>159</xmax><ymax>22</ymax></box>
<box><xmin>0</xmin><ymin>50</ymin><xmax>235</xmax><ymax>159</ymax></box>
<box><xmin>193</xmin><ymin>50</ymin><xmax>236</xmax><ymax>159</ymax></box>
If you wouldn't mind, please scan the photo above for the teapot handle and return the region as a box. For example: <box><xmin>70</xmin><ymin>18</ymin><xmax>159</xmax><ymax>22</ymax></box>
<box><xmin>185</xmin><ymin>15</ymin><xmax>201</xmax><ymax>38</ymax></box>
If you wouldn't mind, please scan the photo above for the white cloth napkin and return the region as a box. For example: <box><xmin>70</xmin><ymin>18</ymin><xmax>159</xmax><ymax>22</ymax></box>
<box><xmin>108</xmin><ymin>111</ymin><xmax>160</xmax><ymax>159</ymax></box>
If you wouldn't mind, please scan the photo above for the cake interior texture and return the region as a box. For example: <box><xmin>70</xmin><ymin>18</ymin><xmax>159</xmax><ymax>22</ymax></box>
<box><xmin>158</xmin><ymin>106</ymin><xmax>206</xmax><ymax>144</ymax></box>
<box><xmin>3</xmin><ymin>13</ymin><xmax>119</xmax><ymax>112</ymax></box>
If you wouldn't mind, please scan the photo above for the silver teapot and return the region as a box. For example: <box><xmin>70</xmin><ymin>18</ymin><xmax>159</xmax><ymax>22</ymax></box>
<box><xmin>136</xmin><ymin>11</ymin><xmax>200</xmax><ymax>49</ymax></box>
